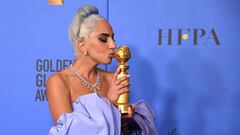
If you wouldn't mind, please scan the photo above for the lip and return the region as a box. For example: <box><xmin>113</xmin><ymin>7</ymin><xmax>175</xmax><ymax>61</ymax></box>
<box><xmin>108</xmin><ymin>52</ymin><xmax>115</xmax><ymax>58</ymax></box>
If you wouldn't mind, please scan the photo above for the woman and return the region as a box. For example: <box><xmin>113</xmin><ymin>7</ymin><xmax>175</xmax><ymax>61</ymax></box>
<box><xmin>47</xmin><ymin>5</ymin><xmax>157</xmax><ymax>135</ymax></box>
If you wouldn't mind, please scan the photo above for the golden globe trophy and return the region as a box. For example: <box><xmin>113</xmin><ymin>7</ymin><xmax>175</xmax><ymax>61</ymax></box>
<box><xmin>114</xmin><ymin>45</ymin><xmax>132</xmax><ymax>114</ymax></box>
<box><xmin>48</xmin><ymin>0</ymin><xmax>63</xmax><ymax>5</ymax></box>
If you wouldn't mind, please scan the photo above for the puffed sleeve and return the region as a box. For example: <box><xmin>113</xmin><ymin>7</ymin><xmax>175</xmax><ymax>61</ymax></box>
<box><xmin>48</xmin><ymin>93</ymin><xmax>121</xmax><ymax>135</ymax></box>
<box><xmin>48</xmin><ymin>112</ymin><xmax>102</xmax><ymax>135</ymax></box>
<box><xmin>131</xmin><ymin>100</ymin><xmax>158</xmax><ymax>135</ymax></box>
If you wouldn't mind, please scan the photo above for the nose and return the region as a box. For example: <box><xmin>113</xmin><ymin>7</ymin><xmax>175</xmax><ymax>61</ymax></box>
<box><xmin>109</xmin><ymin>39</ymin><xmax>116</xmax><ymax>50</ymax></box>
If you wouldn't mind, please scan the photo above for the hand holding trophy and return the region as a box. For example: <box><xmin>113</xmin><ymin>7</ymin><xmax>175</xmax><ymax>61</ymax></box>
<box><xmin>114</xmin><ymin>45</ymin><xmax>133</xmax><ymax>114</ymax></box>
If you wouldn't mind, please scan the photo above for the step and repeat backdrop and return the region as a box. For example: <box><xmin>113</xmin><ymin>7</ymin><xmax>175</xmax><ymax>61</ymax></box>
<box><xmin>0</xmin><ymin>0</ymin><xmax>240</xmax><ymax>135</ymax></box>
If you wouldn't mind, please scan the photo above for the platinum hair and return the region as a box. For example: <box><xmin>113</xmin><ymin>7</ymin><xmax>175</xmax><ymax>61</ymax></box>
<box><xmin>68</xmin><ymin>5</ymin><xmax>105</xmax><ymax>55</ymax></box>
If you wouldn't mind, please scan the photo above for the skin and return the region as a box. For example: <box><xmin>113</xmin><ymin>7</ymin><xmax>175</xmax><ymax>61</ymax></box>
<box><xmin>47</xmin><ymin>20</ymin><xmax>134</xmax><ymax>128</ymax></box>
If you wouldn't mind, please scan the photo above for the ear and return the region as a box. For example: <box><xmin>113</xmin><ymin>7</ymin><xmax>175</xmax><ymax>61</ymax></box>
<box><xmin>77</xmin><ymin>40</ymin><xmax>86</xmax><ymax>53</ymax></box>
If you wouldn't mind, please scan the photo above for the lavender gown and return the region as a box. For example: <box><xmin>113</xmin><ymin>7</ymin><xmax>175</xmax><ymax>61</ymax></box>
<box><xmin>48</xmin><ymin>93</ymin><xmax>158</xmax><ymax>135</ymax></box>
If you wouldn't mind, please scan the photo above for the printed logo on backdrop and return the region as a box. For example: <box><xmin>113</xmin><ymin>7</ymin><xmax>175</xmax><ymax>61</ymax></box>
<box><xmin>35</xmin><ymin>59</ymin><xmax>73</xmax><ymax>102</ymax></box>
<box><xmin>158</xmin><ymin>28</ymin><xmax>220</xmax><ymax>45</ymax></box>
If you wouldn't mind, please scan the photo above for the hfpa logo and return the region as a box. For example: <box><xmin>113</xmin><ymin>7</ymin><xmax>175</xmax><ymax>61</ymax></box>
<box><xmin>158</xmin><ymin>28</ymin><xmax>220</xmax><ymax>45</ymax></box>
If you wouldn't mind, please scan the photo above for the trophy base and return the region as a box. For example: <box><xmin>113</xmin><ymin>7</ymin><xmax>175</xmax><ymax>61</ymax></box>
<box><xmin>116</xmin><ymin>103</ymin><xmax>131</xmax><ymax>114</ymax></box>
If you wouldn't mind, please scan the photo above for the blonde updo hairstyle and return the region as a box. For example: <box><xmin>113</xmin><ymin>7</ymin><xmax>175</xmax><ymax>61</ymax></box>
<box><xmin>68</xmin><ymin>5</ymin><xmax>105</xmax><ymax>55</ymax></box>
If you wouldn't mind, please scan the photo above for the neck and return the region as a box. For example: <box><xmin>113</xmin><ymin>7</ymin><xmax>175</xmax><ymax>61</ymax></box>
<box><xmin>72</xmin><ymin>56</ymin><xmax>98</xmax><ymax>81</ymax></box>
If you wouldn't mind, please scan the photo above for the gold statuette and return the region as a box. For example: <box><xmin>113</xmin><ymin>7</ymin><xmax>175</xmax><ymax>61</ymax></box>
<box><xmin>114</xmin><ymin>45</ymin><xmax>132</xmax><ymax>114</ymax></box>
<box><xmin>48</xmin><ymin>0</ymin><xmax>64</xmax><ymax>5</ymax></box>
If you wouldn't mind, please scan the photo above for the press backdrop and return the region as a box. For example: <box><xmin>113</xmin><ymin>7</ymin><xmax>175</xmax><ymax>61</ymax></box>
<box><xmin>0</xmin><ymin>0</ymin><xmax>240</xmax><ymax>135</ymax></box>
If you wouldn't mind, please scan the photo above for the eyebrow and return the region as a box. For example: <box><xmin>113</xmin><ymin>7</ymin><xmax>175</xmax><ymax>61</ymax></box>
<box><xmin>98</xmin><ymin>33</ymin><xmax>114</xmax><ymax>38</ymax></box>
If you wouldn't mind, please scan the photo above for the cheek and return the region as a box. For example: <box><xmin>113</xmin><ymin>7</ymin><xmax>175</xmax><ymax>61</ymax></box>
<box><xmin>92</xmin><ymin>47</ymin><xmax>105</xmax><ymax>55</ymax></box>
<box><xmin>89</xmin><ymin>45</ymin><xmax>108</xmax><ymax>58</ymax></box>
<box><xmin>87</xmin><ymin>40</ymin><xmax>110</xmax><ymax>60</ymax></box>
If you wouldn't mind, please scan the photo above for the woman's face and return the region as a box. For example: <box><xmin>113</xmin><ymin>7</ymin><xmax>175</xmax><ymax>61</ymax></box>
<box><xmin>84</xmin><ymin>20</ymin><xmax>116</xmax><ymax>65</ymax></box>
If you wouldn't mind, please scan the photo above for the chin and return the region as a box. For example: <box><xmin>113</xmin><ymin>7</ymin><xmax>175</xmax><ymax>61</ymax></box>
<box><xmin>102</xmin><ymin>59</ymin><xmax>112</xmax><ymax>65</ymax></box>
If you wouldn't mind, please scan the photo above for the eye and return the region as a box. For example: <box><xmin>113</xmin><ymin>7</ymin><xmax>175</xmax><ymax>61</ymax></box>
<box><xmin>98</xmin><ymin>36</ymin><xmax>107</xmax><ymax>43</ymax></box>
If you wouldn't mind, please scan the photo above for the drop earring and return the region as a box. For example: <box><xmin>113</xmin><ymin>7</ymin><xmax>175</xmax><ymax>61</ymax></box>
<box><xmin>84</xmin><ymin>51</ymin><xmax>88</xmax><ymax>56</ymax></box>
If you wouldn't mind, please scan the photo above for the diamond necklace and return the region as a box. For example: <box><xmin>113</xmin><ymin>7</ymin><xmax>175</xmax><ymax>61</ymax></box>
<box><xmin>70</xmin><ymin>64</ymin><xmax>103</xmax><ymax>93</ymax></box>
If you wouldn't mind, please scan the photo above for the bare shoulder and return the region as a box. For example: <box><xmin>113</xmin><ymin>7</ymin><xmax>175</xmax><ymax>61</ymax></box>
<box><xmin>47</xmin><ymin>70</ymin><xmax>69</xmax><ymax>91</ymax></box>
<box><xmin>47</xmin><ymin>68</ymin><xmax>72</xmax><ymax>124</ymax></box>
<box><xmin>98</xmin><ymin>68</ymin><xmax>114</xmax><ymax>82</ymax></box>
<box><xmin>47</xmin><ymin>68</ymin><xmax>72</xmax><ymax>99</ymax></box>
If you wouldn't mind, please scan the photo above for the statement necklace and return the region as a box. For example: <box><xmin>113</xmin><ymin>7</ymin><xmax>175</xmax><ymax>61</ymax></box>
<box><xmin>70</xmin><ymin>64</ymin><xmax>103</xmax><ymax>93</ymax></box>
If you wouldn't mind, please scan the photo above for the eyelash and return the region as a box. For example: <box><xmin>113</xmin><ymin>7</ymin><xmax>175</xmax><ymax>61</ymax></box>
<box><xmin>99</xmin><ymin>37</ymin><xmax>107</xmax><ymax>42</ymax></box>
<box><xmin>98</xmin><ymin>37</ymin><xmax>115</xmax><ymax>43</ymax></box>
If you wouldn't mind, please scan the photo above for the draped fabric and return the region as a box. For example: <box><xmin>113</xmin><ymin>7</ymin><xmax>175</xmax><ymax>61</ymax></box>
<box><xmin>131</xmin><ymin>100</ymin><xmax>158</xmax><ymax>135</ymax></box>
<box><xmin>48</xmin><ymin>93</ymin><xmax>158</xmax><ymax>135</ymax></box>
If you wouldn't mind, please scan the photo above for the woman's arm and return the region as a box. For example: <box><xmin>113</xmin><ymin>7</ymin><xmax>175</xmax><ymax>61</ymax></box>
<box><xmin>47</xmin><ymin>73</ymin><xmax>72</xmax><ymax>125</ymax></box>
<box><xmin>47</xmin><ymin>72</ymin><xmax>123</xmax><ymax>135</ymax></box>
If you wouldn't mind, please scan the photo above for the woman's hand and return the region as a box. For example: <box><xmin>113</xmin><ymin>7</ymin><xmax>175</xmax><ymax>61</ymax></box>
<box><xmin>121</xmin><ymin>104</ymin><xmax>135</xmax><ymax>123</ymax></box>
<box><xmin>106</xmin><ymin>69</ymin><xmax>130</xmax><ymax>104</ymax></box>
<box><xmin>121</xmin><ymin>105</ymin><xmax>137</xmax><ymax>135</ymax></box>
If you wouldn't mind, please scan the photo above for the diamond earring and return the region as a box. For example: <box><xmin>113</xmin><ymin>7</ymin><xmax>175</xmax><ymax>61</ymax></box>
<box><xmin>84</xmin><ymin>51</ymin><xmax>88</xmax><ymax>56</ymax></box>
